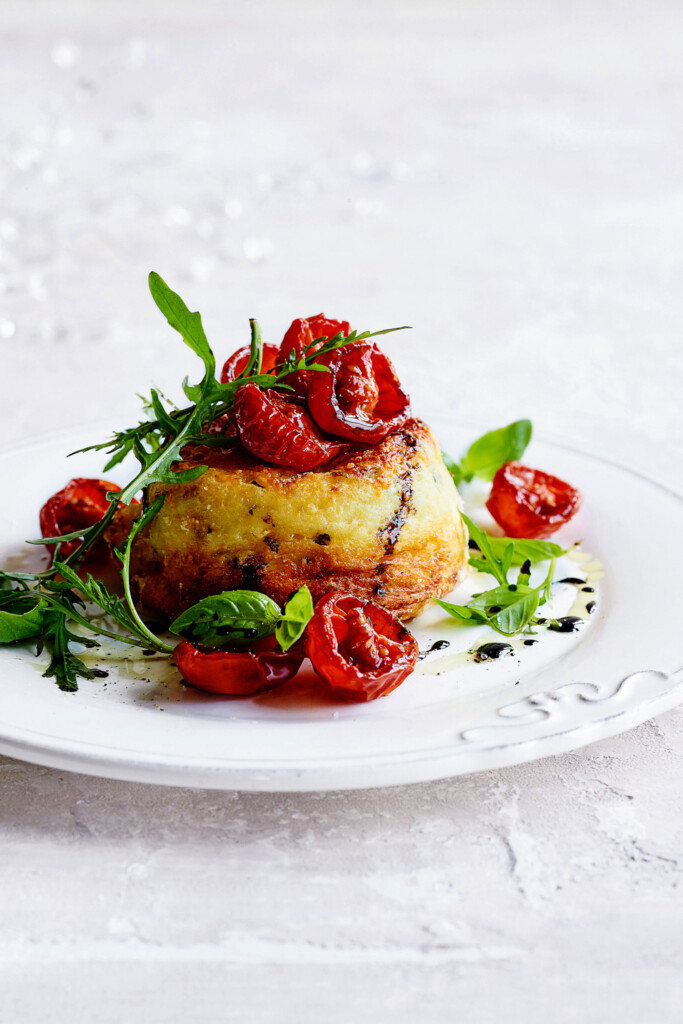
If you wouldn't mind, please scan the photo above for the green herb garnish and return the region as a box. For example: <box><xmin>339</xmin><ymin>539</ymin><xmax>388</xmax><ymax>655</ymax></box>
<box><xmin>170</xmin><ymin>586</ymin><xmax>313</xmax><ymax>653</ymax></box>
<box><xmin>471</xmin><ymin>535</ymin><xmax>567</xmax><ymax>566</ymax></box>
<box><xmin>433</xmin><ymin>514</ymin><xmax>558</xmax><ymax>637</ymax></box>
<box><xmin>444</xmin><ymin>419</ymin><xmax>532</xmax><ymax>486</ymax></box>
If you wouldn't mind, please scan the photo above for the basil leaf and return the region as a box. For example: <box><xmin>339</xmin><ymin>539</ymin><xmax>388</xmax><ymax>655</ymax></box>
<box><xmin>445</xmin><ymin>419</ymin><xmax>532</xmax><ymax>486</ymax></box>
<box><xmin>170</xmin><ymin>590</ymin><xmax>281</xmax><ymax>647</ymax></box>
<box><xmin>501</xmin><ymin>542</ymin><xmax>515</xmax><ymax>579</ymax></box>
<box><xmin>469</xmin><ymin>583</ymin><xmax>540</xmax><ymax>636</ymax></box>
<box><xmin>482</xmin><ymin>536</ymin><xmax>566</xmax><ymax>565</ymax></box>
<box><xmin>0</xmin><ymin>600</ymin><xmax>50</xmax><ymax>643</ymax></box>
<box><xmin>432</xmin><ymin>599</ymin><xmax>489</xmax><ymax>625</ymax></box>
<box><xmin>276</xmin><ymin>586</ymin><xmax>314</xmax><ymax>651</ymax></box>
<box><xmin>461</xmin><ymin>419</ymin><xmax>532</xmax><ymax>482</ymax></box>
<box><xmin>493</xmin><ymin>589</ymin><xmax>539</xmax><ymax>635</ymax></box>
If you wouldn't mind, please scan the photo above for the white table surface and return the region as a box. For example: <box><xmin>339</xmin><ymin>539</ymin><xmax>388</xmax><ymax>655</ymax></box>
<box><xmin>1</xmin><ymin>1</ymin><xmax>682</xmax><ymax>1020</ymax></box>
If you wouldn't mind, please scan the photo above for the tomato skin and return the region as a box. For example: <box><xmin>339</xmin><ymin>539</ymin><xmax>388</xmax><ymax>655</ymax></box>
<box><xmin>173</xmin><ymin>638</ymin><xmax>303</xmax><ymax>696</ymax></box>
<box><xmin>40</xmin><ymin>478</ymin><xmax>123</xmax><ymax>558</ymax></box>
<box><xmin>220</xmin><ymin>343</ymin><xmax>280</xmax><ymax>383</ymax></box>
<box><xmin>305</xmin><ymin>592</ymin><xmax>419</xmax><ymax>701</ymax></box>
<box><xmin>307</xmin><ymin>342</ymin><xmax>410</xmax><ymax>443</ymax></box>
<box><xmin>486</xmin><ymin>462</ymin><xmax>582</xmax><ymax>539</ymax></box>
<box><xmin>277</xmin><ymin>315</ymin><xmax>351</xmax><ymax>400</ymax></box>
<box><xmin>234</xmin><ymin>383</ymin><xmax>345</xmax><ymax>471</ymax></box>
<box><xmin>279</xmin><ymin>314</ymin><xmax>351</xmax><ymax>363</ymax></box>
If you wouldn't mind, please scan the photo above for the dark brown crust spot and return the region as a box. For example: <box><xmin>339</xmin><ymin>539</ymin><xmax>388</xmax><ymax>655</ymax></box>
<box><xmin>314</xmin><ymin>533</ymin><xmax>331</xmax><ymax>546</ymax></box>
<box><xmin>239</xmin><ymin>555</ymin><xmax>265</xmax><ymax>588</ymax></box>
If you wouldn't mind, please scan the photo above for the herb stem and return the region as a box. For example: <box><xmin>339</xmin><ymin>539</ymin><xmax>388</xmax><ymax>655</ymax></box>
<box><xmin>40</xmin><ymin>592</ymin><xmax>164</xmax><ymax>651</ymax></box>
<box><xmin>119</xmin><ymin>495</ymin><xmax>174</xmax><ymax>654</ymax></box>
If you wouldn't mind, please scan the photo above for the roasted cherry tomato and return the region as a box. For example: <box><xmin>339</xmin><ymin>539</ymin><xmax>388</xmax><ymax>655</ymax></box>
<box><xmin>307</xmin><ymin>342</ymin><xmax>410</xmax><ymax>443</ymax></box>
<box><xmin>486</xmin><ymin>462</ymin><xmax>582</xmax><ymax>539</ymax></box>
<box><xmin>173</xmin><ymin>636</ymin><xmax>303</xmax><ymax>696</ymax></box>
<box><xmin>234</xmin><ymin>382</ymin><xmax>345</xmax><ymax>471</ymax></box>
<box><xmin>305</xmin><ymin>592</ymin><xmax>419</xmax><ymax>701</ymax></box>
<box><xmin>220</xmin><ymin>342</ymin><xmax>280</xmax><ymax>383</ymax></box>
<box><xmin>40</xmin><ymin>478</ymin><xmax>123</xmax><ymax>558</ymax></box>
<box><xmin>277</xmin><ymin>314</ymin><xmax>351</xmax><ymax>400</ymax></box>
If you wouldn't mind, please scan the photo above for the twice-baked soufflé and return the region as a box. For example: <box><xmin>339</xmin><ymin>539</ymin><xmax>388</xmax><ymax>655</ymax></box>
<box><xmin>110</xmin><ymin>417</ymin><xmax>467</xmax><ymax>622</ymax></box>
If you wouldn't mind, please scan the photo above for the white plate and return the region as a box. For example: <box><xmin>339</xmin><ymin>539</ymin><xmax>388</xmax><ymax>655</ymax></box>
<box><xmin>0</xmin><ymin>421</ymin><xmax>681</xmax><ymax>791</ymax></box>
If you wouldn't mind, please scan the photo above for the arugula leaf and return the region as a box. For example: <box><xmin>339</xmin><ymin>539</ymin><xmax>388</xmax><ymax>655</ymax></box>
<box><xmin>276</xmin><ymin>586</ymin><xmax>314</xmax><ymax>651</ymax></box>
<box><xmin>51</xmin><ymin>561</ymin><xmax>143</xmax><ymax>641</ymax></box>
<box><xmin>170</xmin><ymin>590</ymin><xmax>282</xmax><ymax>647</ymax></box>
<box><xmin>148</xmin><ymin>271</ymin><xmax>215</xmax><ymax>379</ymax></box>
<box><xmin>40</xmin><ymin>613</ymin><xmax>98</xmax><ymax>692</ymax></box>
<box><xmin>444</xmin><ymin>419</ymin><xmax>532</xmax><ymax>486</ymax></box>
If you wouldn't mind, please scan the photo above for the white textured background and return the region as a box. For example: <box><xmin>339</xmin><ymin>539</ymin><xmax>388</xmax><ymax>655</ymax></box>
<box><xmin>1</xmin><ymin>2</ymin><xmax>682</xmax><ymax>1021</ymax></box>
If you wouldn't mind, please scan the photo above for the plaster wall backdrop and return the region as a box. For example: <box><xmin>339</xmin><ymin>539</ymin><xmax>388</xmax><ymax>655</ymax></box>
<box><xmin>0</xmin><ymin>1</ymin><xmax>682</xmax><ymax>1021</ymax></box>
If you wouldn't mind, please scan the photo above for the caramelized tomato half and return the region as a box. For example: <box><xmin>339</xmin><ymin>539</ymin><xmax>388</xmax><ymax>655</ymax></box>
<box><xmin>234</xmin><ymin>383</ymin><xmax>345</xmax><ymax>471</ymax></box>
<box><xmin>277</xmin><ymin>314</ymin><xmax>351</xmax><ymax>399</ymax></box>
<box><xmin>486</xmin><ymin>462</ymin><xmax>582</xmax><ymax>539</ymax></box>
<box><xmin>174</xmin><ymin>637</ymin><xmax>303</xmax><ymax>696</ymax></box>
<box><xmin>305</xmin><ymin>592</ymin><xmax>419</xmax><ymax>701</ymax></box>
<box><xmin>220</xmin><ymin>343</ymin><xmax>279</xmax><ymax>383</ymax></box>
<box><xmin>40</xmin><ymin>478</ymin><xmax>123</xmax><ymax>558</ymax></box>
<box><xmin>307</xmin><ymin>342</ymin><xmax>410</xmax><ymax>442</ymax></box>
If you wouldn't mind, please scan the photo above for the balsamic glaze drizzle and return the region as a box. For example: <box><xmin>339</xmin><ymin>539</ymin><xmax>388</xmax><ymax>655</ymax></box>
<box><xmin>417</xmin><ymin>639</ymin><xmax>451</xmax><ymax>661</ymax></box>
<box><xmin>549</xmin><ymin>616</ymin><xmax>585</xmax><ymax>633</ymax></box>
<box><xmin>474</xmin><ymin>642</ymin><xmax>514</xmax><ymax>662</ymax></box>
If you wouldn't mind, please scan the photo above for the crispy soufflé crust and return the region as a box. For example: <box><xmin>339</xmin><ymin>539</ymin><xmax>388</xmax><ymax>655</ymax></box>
<box><xmin>107</xmin><ymin>417</ymin><xmax>467</xmax><ymax>622</ymax></box>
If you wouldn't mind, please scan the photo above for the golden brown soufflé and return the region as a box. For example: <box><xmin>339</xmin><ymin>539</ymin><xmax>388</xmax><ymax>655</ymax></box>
<box><xmin>108</xmin><ymin>417</ymin><xmax>467</xmax><ymax>622</ymax></box>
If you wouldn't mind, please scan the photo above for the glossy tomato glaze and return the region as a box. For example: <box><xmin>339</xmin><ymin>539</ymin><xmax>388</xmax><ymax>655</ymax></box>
<box><xmin>486</xmin><ymin>461</ymin><xmax>582</xmax><ymax>539</ymax></box>
<box><xmin>305</xmin><ymin>592</ymin><xmax>419</xmax><ymax>701</ymax></box>
<box><xmin>276</xmin><ymin>315</ymin><xmax>351</xmax><ymax>401</ymax></box>
<box><xmin>233</xmin><ymin>383</ymin><xmax>345</xmax><ymax>470</ymax></box>
<box><xmin>307</xmin><ymin>343</ymin><xmax>410</xmax><ymax>443</ymax></box>
<box><xmin>173</xmin><ymin>638</ymin><xmax>304</xmax><ymax>696</ymax></box>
